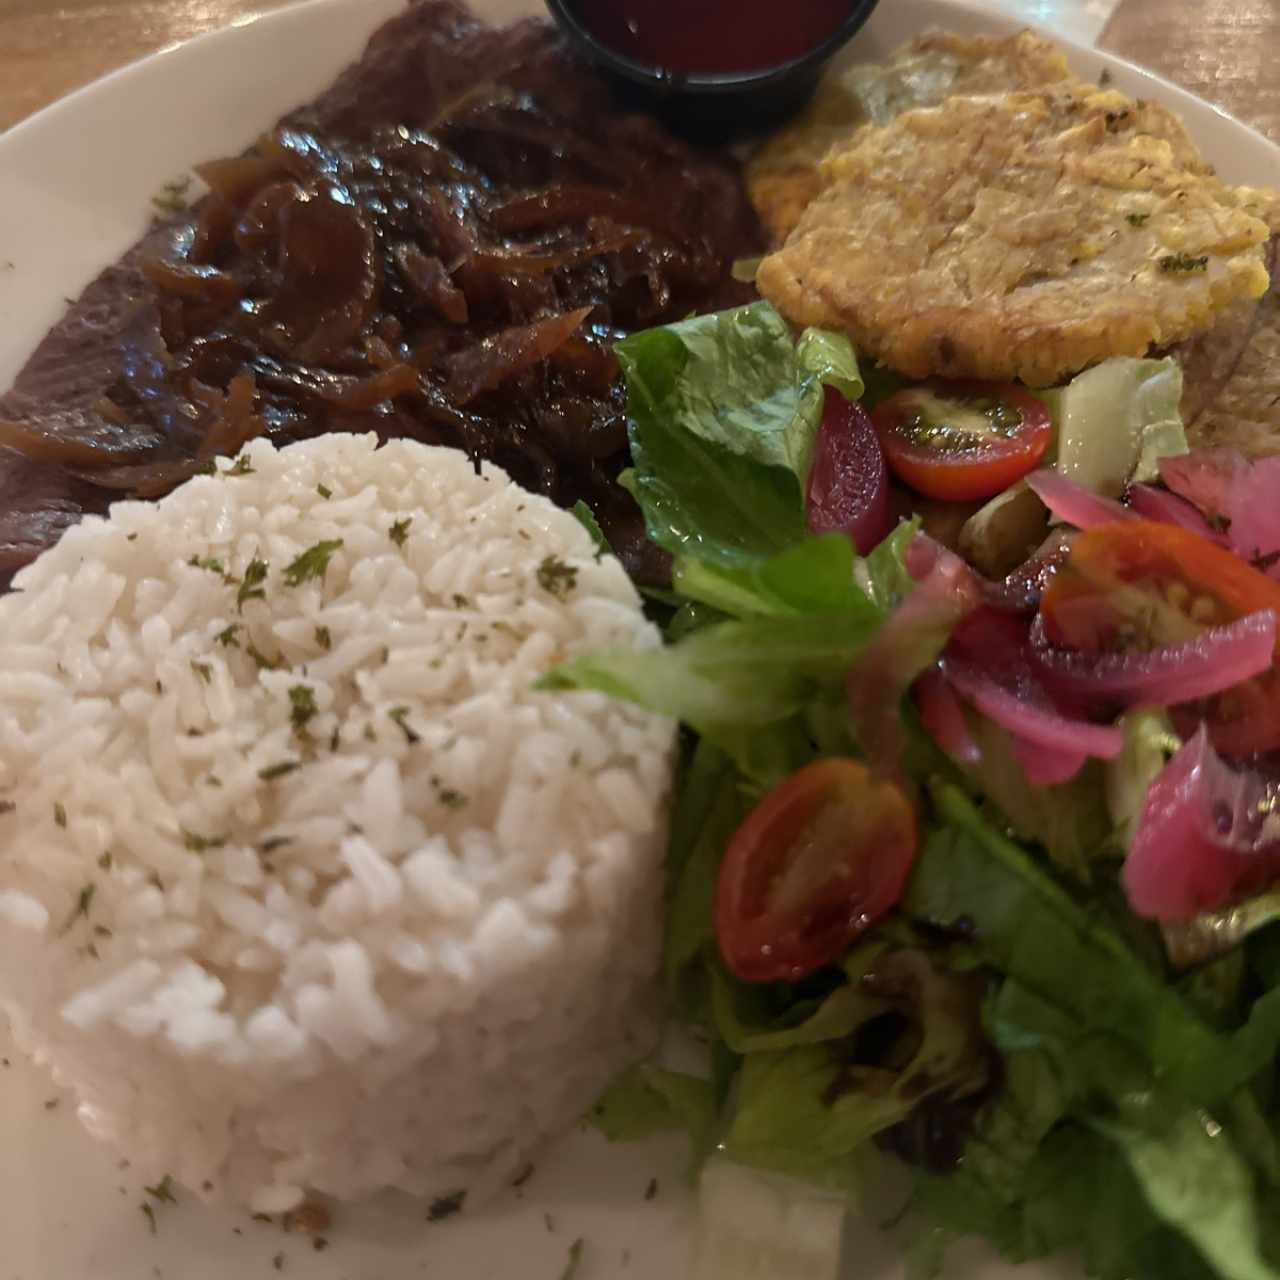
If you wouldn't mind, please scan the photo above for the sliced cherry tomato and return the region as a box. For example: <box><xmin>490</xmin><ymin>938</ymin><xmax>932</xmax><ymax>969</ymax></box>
<box><xmin>715</xmin><ymin>758</ymin><xmax>916</xmax><ymax>983</ymax></box>
<box><xmin>1040</xmin><ymin>520</ymin><xmax>1280</xmax><ymax>756</ymax></box>
<box><xmin>806</xmin><ymin>393</ymin><xmax>892</xmax><ymax>554</ymax></box>
<box><xmin>871</xmin><ymin>380</ymin><xmax>1052</xmax><ymax>502</ymax></box>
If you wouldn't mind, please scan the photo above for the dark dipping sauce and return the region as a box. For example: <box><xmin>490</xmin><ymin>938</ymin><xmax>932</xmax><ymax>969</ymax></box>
<box><xmin>0</xmin><ymin>2</ymin><xmax>763</xmax><ymax>589</ymax></box>
<box><xmin>576</xmin><ymin>0</ymin><xmax>856</xmax><ymax>75</ymax></box>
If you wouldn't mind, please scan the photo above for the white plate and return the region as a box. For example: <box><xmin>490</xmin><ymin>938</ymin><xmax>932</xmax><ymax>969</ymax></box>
<box><xmin>0</xmin><ymin>3</ymin><xmax>1277</xmax><ymax>1277</ymax></box>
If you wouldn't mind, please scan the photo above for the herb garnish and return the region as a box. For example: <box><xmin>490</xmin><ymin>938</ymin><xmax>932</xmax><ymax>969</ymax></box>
<box><xmin>388</xmin><ymin>706</ymin><xmax>420</xmax><ymax>744</ymax></box>
<box><xmin>54</xmin><ymin>802</ymin><xmax>67</xmax><ymax>829</ymax></box>
<box><xmin>570</xmin><ymin>499</ymin><xmax>609</xmax><ymax>559</ymax></box>
<box><xmin>536</xmin><ymin>555</ymin><xmax>578</xmax><ymax>600</ymax></box>
<box><xmin>191</xmin><ymin>660</ymin><xmax>213</xmax><ymax>685</ymax></box>
<box><xmin>151</xmin><ymin>176</ymin><xmax>191</xmax><ymax>215</ymax></box>
<box><xmin>259</xmin><ymin>836</ymin><xmax>293</xmax><ymax>853</ymax></box>
<box><xmin>427</xmin><ymin>1190</ymin><xmax>466</xmax><ymax>1221</ymax></box>
<box><xmin>389</xmin><ymin>518</ymin><xmax>412</xmax><ymax>548</ymax></box>
<box><xmin>140</xmin><ymin>1202</ymin><xmax>158</xmax><ymax>1235</ymax></box>
<box><xmin>1125</xmin><ymin>211</ymin><xmax>1150</xmax><ymax>227</ymax></box>
<box><xmin>247</xmin><ymin>641</ymin><xmax>282</xmax><ymax>671</ymax></box>
<box><xmin>188</xmin><ymin>555</ymin><xmax>233</xmax><ymax>580</ymax></box>
<box><xmin>183</xmin><ymin>830</ymin><xmax>228</xmax><ymax>854</ymax></box>
<box><xmin>316</xmin><ymin>484</ymin><xmax>332</xmax><ymax>500</ymax></box>
<box><xmin>237</xmin><ymin>557</ymin><xmax>269</xmax><ymax>611</ymax></box>
<box><xmin>452</xmin><ymin>593</ymin><xmax>469</xmax><ymax>608</ymax></box>
<box><xmin>644</xmin><ymin>1177</ymin><xmax>658</xmax><ymax>1201</ymax></box>
<box><xmin>216</xmin><ymin>624</ymin><xmax>241</xmax><ymax>649</ymax></box>
<box><xmin>560</xmin><ymin>1238</ymin><xmax>585</xmax><ymax>1280</ymax></box>
<box><xmin>226</xmin><ymin>456</ymin><xmax>254</xmax><ymax>476</ymax></box>
<box><xmin>314</xmin><ymin>626</ymin><xmax>332</xmax><ymax>651</ymax></box>
<box><xmin>1159</xmin><ymin>252</ymin><xmax>1209</xmax><ymax>273</ymax></box>
<box><xmin>259</xmin><ymin>761</ymin><xmax>301</xmax><ymax>782</ymax></box>
<box><xmin>439</xmin><ymin>788</ymin><xmax>467</xmax><ymax>810</ymax></box>
<box><xmin>288</xmin><ymin>685</ymin><xmax>318</xmax><ymax>735</ymax></box>
<box><xmin>144</xmin><ymin>1175</ymin><xmax>177</xmax><ymax>1204</ymax></box>
<box><xmin>97</xmin><ymin>852</ymin><xmax>113</xmax><ymax>870</ymax></box>
<box><xmin>283</xmin><ymin>540</ymin><xmax>343</xmax><ymax>587</ymax></box>
<box><xmin>56</xmin><ymin>884</ymin><xmax>94</xmax><ymax>936</ymax></box>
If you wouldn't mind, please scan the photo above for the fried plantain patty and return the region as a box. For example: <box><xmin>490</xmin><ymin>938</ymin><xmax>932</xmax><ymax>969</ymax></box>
<box><xmin>757</xmin><ymin>85</ymin><xmax>1274</xmax><ymax>386</ymax></box>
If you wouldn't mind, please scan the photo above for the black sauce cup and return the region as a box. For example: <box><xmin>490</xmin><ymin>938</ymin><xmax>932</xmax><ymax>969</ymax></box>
<box><xmin>544</xmin><ymin>0</ymin><xmax>882</xmax><ymax>142</ymax></box>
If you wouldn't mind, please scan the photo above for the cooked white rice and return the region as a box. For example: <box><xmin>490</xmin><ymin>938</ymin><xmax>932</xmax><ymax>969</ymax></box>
<box><xmin>0</xmin><ymin>433</ymin><xmax>674</xmax><ymax>1212</ymax></box>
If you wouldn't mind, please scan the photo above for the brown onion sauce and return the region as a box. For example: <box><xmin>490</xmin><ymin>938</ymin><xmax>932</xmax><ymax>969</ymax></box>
<box><xmin>57</xmin><ymin>89</ymin><xmax>758</xmax><ymax>582</ymax></box>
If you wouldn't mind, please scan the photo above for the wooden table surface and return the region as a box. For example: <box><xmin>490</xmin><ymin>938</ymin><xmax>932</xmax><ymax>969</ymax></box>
<box><xmin>0</xmin><ymin>0</ymin><xmax>1277</xmax><ymax>145</ymax></box>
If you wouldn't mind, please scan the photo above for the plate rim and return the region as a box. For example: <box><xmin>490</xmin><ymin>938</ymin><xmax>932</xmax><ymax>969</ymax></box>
<box><xmin>3</xmin><ymin>0</ymin><xmax>1279</xmax><ymax>172</ymax></box>
<box><xmin>0</xmin><ymin>3</ymin><xmax>1277</xmax><ymax>1278</ymax></box>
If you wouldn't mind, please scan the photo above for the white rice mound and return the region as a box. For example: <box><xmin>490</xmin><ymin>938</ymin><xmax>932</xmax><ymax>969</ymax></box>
<box><xmin>0</xmin><ymin>433</ymin><xmax>675</xmax><ymax>1212</ymax></box>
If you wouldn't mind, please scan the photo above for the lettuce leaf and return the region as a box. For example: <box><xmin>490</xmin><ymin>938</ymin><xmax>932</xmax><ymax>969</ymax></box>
<box><xmin>1046</xmin><ymin>356</ymin><xmax>1187</xmax><ymax>498</ymax></box>
<box><xmin>906</xmin><ymin>784</ymin><xmax>1225</xmax><ymax>1093</ymax></box>
<box><xmin>708</xmin><ymin>943</ymin><xmax>891</xmax><ymax>1055</ymax></box>
<box><xmin>590</xmin><ymin>1063</ymin><xmax>717</xmax><ymax>1150</ymax></box>
<box><xmin>795</xmin><ymin>326</ymin><xmax>864</xmax><ymax>402</ymax></box>
<box><xmin>958</xmin><ymin>716</ymin><xmax>1118</xmax><ymax>881</ymax></box>
<box><xmin>917</xmin><ymin>974</ymin><xmax>1280</xmax><ymax>1280</ymax></box>
<box><xmin>723</xmin><ymin>950</ymin><xmax>989</xmax><ymax>1188</ymax></box>
<box><xmin>909</xmin><ymin>784</ymin><xmax>1280</xmax><ymax>1109</ymax></box>
<box><xmin>541</xmin><ymin>606</ymin><xmax>881</xmax><ymax>774</ymax></box>
<box><xmin>854</xmin><ymin>516</ymin><xmax>920</xmax><ymax>611</ymax></box>
<box><xmin>619</xmin><ymin>304</ymin><xmax>822</xmax><ymax>480</ymax></box>
<box><xmin>672</xmin><ymin>533</ymin><xmax>865</xmax><ymax>619</ymax></box>
<box><xmin>615</xmin><ymin>303</ymin><xmax>863</xmax><ymax>573</ymax></box>
<box><xmin>663</xmin><ymin>742</ymin><xmax>752</xmax><ymax>1018</ymax></box>
<box><xmin>1098</xmin><ymin>1108</ymin><xmax>1280</xmax><ymax>1280</ymax></box>
<box><xmin>1106</xmin><ymin>708</ymin><xmax>1181</xmax><ymax>854</ymax></box>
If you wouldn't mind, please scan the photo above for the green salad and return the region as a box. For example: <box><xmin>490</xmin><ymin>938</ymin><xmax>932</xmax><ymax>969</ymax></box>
<box><xmin>545</xmin><ymin>301</ymin><xmax>1280</xmax><ymax>1280</ymax></box>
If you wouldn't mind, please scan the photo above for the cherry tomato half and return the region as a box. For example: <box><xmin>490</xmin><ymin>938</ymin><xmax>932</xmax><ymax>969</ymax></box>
<box><xmin>715</xmin><ymin>758</ymin><xmax>917</xmax><ymax>984</ymax></box>
<box><xmin>1041</xmin><ymin>520</ymin><xmax>1280</xmax><ymax>756</ymax></box>
<box><xmin>871</xmin><ymin>380</ymin><xmax>1052</xmax><ymax>502</ymax></box>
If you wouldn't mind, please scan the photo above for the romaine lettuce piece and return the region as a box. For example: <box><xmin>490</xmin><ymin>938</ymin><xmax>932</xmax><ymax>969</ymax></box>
<box><xmin>1098</xmin><ymin>1105</ymin><xmax>1280</xmax><ymax>1280</ymax></box>
<box><xmin>542</xmin><ymin>607</ymin><xmax>880</xmax><ymax>740</ymax></box>
<box><xmin>723</xmin><ymin>950</ymin><xmax>989</xmax><ymax>1186</ymax></box>
<box><xmin>618</xmin><ymin>303</ymin><xmax>825</xmax><ymax>482</ymax></box>
<box><xmin>1106</xmin><ymin>708</ymin><xmax>1182</xmax><ymax>853</ymax></box>
<box><xmin>672</xmin><ymin>533</ymin><xmax>864</xmax><ymax>619</ymax></box>
<box><xmin>590</xmin><ymin>1063</ymin><xmax>717</xmax><ymax>1147</ymax></box>
<box><xmin>1046</xmin><ymin>356</ymin><xmax>1187</xmax><ymax>498</ymax></box>
<box><xmin>615</xmin><ymin>303</ymin><xmax>864</xmax><ymax>575</ymax></box>
<box><xmin>909</xmin><ymin>785</ymin><xmax>1280</xmax><ymax>1105</ymax></box>
<box><xmin>796</xmin><ymin>326</ymin><xmax>864</xmax><ymax>402</ymax></box>
<box><xmin>960</xmin><ymin>716</ymin><xmax>1118</xmax><ymax>881</ymax></box>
